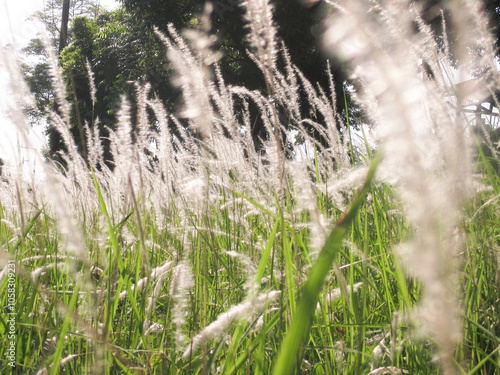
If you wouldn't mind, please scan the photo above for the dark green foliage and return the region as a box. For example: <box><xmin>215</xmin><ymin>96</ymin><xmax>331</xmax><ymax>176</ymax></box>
<box><xmin>30</xmin><ymin>0</ymin><xmax>360</xmax><ymax>166</ymax></box>
<box><xmin>22</xmin><ymin>39</ymin><xmax>53</xmax><ymax>124</ymax></box>
<box><xmin>120</xmin><ymin>0</ymin><xmax>358</xmax><ymax>147</ymax></box>
<box><xmin>21</xmin><ymin>0</ymin><xmax>500</xmax><ymax>168</ymax></box>
<box><xmin>59</xmin><ymin>11</ymin><xmax>172</xmax><ymax>167</ymax></box>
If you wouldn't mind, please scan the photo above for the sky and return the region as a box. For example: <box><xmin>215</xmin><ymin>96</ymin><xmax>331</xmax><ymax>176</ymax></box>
<box><xmin>0</xmin><ymin>0</ymin><xmax>119</xmax><ymax>179</ymax></box>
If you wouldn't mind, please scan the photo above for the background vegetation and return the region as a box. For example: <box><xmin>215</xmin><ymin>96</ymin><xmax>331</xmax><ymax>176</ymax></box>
<box><xmin>1</xmin><ymin>0</ymin><xmax>500</xmax><ymax>374</ymax></box>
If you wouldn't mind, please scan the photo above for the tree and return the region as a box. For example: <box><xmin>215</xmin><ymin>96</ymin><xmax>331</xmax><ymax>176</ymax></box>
<box><xmin>119</xmin><ymin>0</ymin><xmax>356</xmax><ymax>151</ymax></box>
<box><xmin>22</xmin><ymin>39</ymin><xmax>53</xmax><ymax>125</ymax></box>
<box><xmin>23</xmin><ymin>0</ymin><xmax>103</xmax><ymax>122</ymax></box>
<box><xmin>22</xmin><ymin>0</ymin><xmax>113</xmax><ymax>165</ymax></box>
<box><xmin>24</xmin><ymin>0</ymin><xmax>364</xmax><ymax>166</ymax></box>
<box><xmin>58</xmin><ymin>10</ymin><xmax>172</xmax><ymax>167</ymax></box>
<box><xmin>28</xmin><ymin>0</ymin><xmax>500</xmax><ymax>167</ymax></box>
<box><xmin>29</xmin><ymin>0</ymin><xmax>102</xmax><ymax>42</ymax></box>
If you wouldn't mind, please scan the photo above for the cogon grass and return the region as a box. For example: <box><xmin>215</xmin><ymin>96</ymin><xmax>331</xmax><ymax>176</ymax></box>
<box><xmin>0</xmin><ymin>0</ymin><xmax>499</xmax><ymax>373</ymax></box>
<box><xmin>323</xmin><ymin>0</ymin><xmax>500</xmax><ymax>373</ymax></box>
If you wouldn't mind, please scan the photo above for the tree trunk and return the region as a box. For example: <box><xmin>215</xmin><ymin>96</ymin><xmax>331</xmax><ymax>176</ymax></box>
<box><xmin>59</xmin><ymin>0</ymin><xmax>71</xmax><ymax>53</ymax></box>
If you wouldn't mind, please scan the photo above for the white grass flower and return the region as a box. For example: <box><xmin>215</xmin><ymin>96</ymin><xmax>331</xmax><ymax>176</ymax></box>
<box><xmin>0</xmin><ymin>262</ymin><xmax>11</xmax><ymax>285</ymax></box>
<box><xmin>42</xmin><ymin>36</ymin><xmax>70</xmax><ymax>126</ymax></box>
<box><xmin>155</xmin><ymin>24</ymin><xmax>214</xmax><ymax>139</ymax></box>
<box><xmin>171</xmin><ymin>262</ymin><xmax>194</xmax><ymax>349</ymax></box>
<box><xmin>119</xmin><ymin>260</ymin><xmax>172</xmax><ymax>300</ymax></box>
<box><xmin>368</xmin><ymin>367</ymin><xmax>403</xmax><ymax>375</ymax></box>
<box><xmin>309</xmin><ymin>212</ymin><xmax>328</xmax><ymax>259</ymax></box>
<box><xmin>85</xmin><ymin>59</ymin><xmax>96</xmax><ymax>108</ymax></box>
<box><xmin>143</xmin><ymin>272</ymin><xmax>169</xmax><ymax>333</ymax></box>
<box><xmin>371</xmin><ymin>338</ymin><xmax>388</xmax><ymax>371</ymax></box>
<box><xmin>182</xmin><ymin>290</ymin><xmax>280</xmax><ymax>359</ymax></box>
<box><xmin>144</xmin><ymin>323</ymin><xmax>165</xmax><ymax>336</ymax></box>
<box><xmin>288</xmin><ymin>161</ymin><xmax>317</xmax><ymax>213</ymax></box>
<box><xmin>115</xmin><ymin>96</ymin><xmax>134</xmax><ymax>171</ymax></box>
<box><xmin>322</xmin><ymin>1</ymin><xmax>484</xmax><ymax>373</ymax></box>
<box><xmin>241</xmin><ymin>0</ymin><xmax>277</xmax><ymax>75</ymax></box>
<box><xmin>225</xmin><ymin>250</ymin><xmax>258</xmax><ymax>297</ymax></box>
<box><xmin>181</xmin><ymin>177</ymin><xmax>207</xmax><ymax>204</ymax></box>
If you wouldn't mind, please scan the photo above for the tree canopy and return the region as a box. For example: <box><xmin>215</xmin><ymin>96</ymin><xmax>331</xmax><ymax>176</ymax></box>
<box><xmin>24</xmin><ymin>0</ymin><xmax>357</xmax><ymax>166</ymax></box>
<box><xmin>22</xmin><ymin>0</ymin><xmax>500</xmax><ymax>167</ymax></box>
<box><xmin>119</xmin><ymin>0</ymin><xmax>354</xmax><ymax>145</ymax></box>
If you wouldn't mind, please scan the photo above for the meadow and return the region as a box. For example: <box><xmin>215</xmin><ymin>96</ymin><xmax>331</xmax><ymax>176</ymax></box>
<box><xmin>1</xmin><ymin>0</ymin><xmax>500</xmax><ymax>374</ymax></box>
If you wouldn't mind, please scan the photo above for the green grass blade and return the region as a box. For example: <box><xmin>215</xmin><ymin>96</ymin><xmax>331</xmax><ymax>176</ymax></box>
<box><xmin>50</xmin><ymin>284</ymin><xmax>80</xmax><ymax>375</ymax></box>
<box><xmin>231</xmin><ymin>189</ymin><xmax>277</xmax><ymax>219</ymax></box>
<box><xmin>255</xmin><ymin>219</ymin><xmax>280</xmax><ymax>284</ymax></box>
<box><xmin>467</xmin><ymin>345</ymin><xmax>500</xmax><ymax>375</ymax></box>
<box><xmin>272</xmin><ymin>153</ymin><xmax>381</xmax><ymax>375</ymax></box>
<box><xmin>283</xmin><ymin>229</ymin><xmax>296</xmax><ymax>317</ymax></box>
<box><xmin>13</xmin><ymin>209</ymin><xmax>43</xmax><ymax>251</ymax></box>
<box><xmin>90</xmin><ymin>167</ymin><xmax>120</xmax><ymax>257</ymax></box>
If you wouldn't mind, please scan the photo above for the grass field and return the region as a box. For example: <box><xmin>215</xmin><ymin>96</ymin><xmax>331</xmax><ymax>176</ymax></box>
<box><xmin>1</xmin><ymin>0</ymin><xmax>500</xmax><ymax>374</ymax></box>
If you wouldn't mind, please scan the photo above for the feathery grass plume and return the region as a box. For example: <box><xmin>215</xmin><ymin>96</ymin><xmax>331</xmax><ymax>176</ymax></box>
<box><xmin>103</xmin><ymin>95</ymin><xmax>142</xmax><ymax>216</ymax></box>
<box><xmin>368</xmin><ymin>367</ymin><xmax>403</xmax><ymax>375</ymax></box>
<box><xmin>84</xmin><ymin>121</ymin><xmax>103</xmax><ymax>170</ymax></box>
<box><xmin>30</xmin><ymin>257</ymin><xmax>79</xmax><ymax>282</ymax></box>
<box><xmin>369</xmin><ymin>332</ymin><xmax>391</xmax><ymax>371</ymax></box>
<box><xmin>119</xmin><ymin>260</ymin><xmax>172</xmax><ymax>300</ymax></box>
<box><xmin>145</xmin><ymin>98</ymin><xmax>182</xmax><ymax>221</ymax></box>
<box><xmin>240</xmin><ymin>0</ymin><xmax>292</xmax><ymax>217</ymax></box>
<box><xmin>34</xmin><ymin>353</ymin><xmax>80</xmax><ymax>375</ymax></box>
<box><xmin>0</xmin><ymin>44</ymin><xmax>48</xmax><ymax>211</ymax></box>
<box><xmin>115</xmin><ymin>96</ymin><xmax>134</xmax><ymax>172</ymax></box>
<box><xmin>444</xmin><ymin>0</ymin><xmax>499</xmax><ymax>87</ymax></box>
<box><xmin>41</xmin><ymin>36</ymin><xmax>71</xmax><ymax>127</ymax></box>
<box><xmin>292</xmin><ymin>65</ymin><xmax>350</xmax><ymax>169</ymax></box>
<box><xmin>287</xmin><ymin>161</ymin><xmax>317</xmax><ymax>213</ymax></box>
<box><xmin>85</xmin><ymin>59</ymin><xmax>96</xmax><ymax>110</ymax></box>
<box><xmin>134</xmin><ymin>83</ymin><xmax>154</xmax><ymax>195</ymax></box>
<box><xmin>38</xmin><ymin>37</ymin><xmax>95</xmax><ymax>215</ymax></box>
<box><xmin>49</xmin><ymin>112</ymin><xmax>81</xmax><ymax>165</ymax></box>
<box><xmin>229</xmin><ymin>86</ymin><xmax>285</xmax><ymax>193</ymax></box>
<box><xmin>317</xmin><ymin>281</ymin><xmax>363</xmax><ymax>313</ymax></box>
<box><xmin>0</xmin><ymin>42</ymin><xmax>98</xmax><ymax>363</ymax></box>
<box><xmin>288</xmin><ymin>157</ymin><xmax>328</xmax><ymax>264</ymax></box>
<box><xmin>225</xmin><ymin>250</ymin><xmax>258</xmax><ymax>297</ymax></box>
<box><xmin>279</xmin><ymin>43</ymin><xmax>301</xmax><ymax>119</ymax></box>
<box><xmin>134</xmin><ymin>82</ymin><xmax>152</xmax><ymax>157</ymax></box>
<box><xmin>42</xmin><ymin>174</ymin><xmax>90</xmax><ymax>261</ymax></box>
<box><xmin>241</xmin><ymin>0</ymin><xmax>277</xmax><ymax>77</ymax></box>
<box><xmin>0</xmin><ymin>43</ymin><xmax>91</xmax><ymax>261</ymax></box>
<box><xmin>0</xmin><ymin>47</ymin><xmax>37</xmax><ymax>152</ymax></box>
<box><xmin>182</xmin><ymin>290</ymin><xmax>280</xmax><ymax>359</ymax></box>
<box><xmin>171</xmin><ymin>261</ymin><xmax>194</xmax><ymax>350</ymax></box>
<box><xmin>154</xmin><ymin>15</ymin><xmax>216</xmax><ymax>141</ymax></box>
<box><xmin>211</xmin><ymin>65</ymin><xmax>236</xmax><ymax>134</ymax></box>
<box><xmin>323</xmin><ymin>0</ymin><xmax>490</xmax><ymax>372</ymax></box>
<box><xmin>142</xmin><ymin>261</ymin><xmax>173</xmax><ymax>333</ymax></box>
